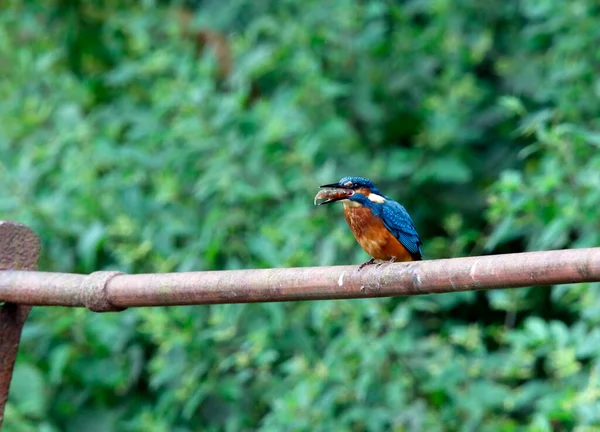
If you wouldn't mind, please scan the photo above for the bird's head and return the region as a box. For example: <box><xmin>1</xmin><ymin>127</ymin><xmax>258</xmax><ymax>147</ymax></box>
<box><xmin>314</xmin><ymin>176</ymin><xmax>386</xmax><ymax>206</ymax></box>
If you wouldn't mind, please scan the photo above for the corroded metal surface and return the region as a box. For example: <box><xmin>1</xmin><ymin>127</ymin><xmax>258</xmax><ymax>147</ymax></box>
<box><xmin>0</xmin><ymin>221</ymin><xmax>41</xmax><ymax>428</ymax></box>
<box><xmin>1</xmin><ymin>248</ymin><xmax>599</xmax><ymax>309</ymax></box>
<box><xmin>81</xmin><ymin>271</ymin><xmax>126</xmax><ymax>312</ymax></box>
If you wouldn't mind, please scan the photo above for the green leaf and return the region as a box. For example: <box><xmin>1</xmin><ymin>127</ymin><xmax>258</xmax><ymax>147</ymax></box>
<box><xmin>10</xmin><ymin>364</ymin><xmax>48</xmax><ymax>418</ymax></box>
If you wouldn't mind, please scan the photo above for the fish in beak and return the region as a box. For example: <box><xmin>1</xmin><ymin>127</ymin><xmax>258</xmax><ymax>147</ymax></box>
<box><xmin>314</xmin><ymin>185</ymin><xmax>354</xmax><ymax>206</ymax></box>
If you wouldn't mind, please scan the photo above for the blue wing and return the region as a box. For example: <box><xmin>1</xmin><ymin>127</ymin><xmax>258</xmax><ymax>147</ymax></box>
<box><xmin>377</xmin><ymin>200</ymin><xmax>423</xmax><ymax>260</ymax></box>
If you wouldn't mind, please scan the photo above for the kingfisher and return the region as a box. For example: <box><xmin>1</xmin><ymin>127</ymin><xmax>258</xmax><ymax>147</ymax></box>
<box><xmin>315</xmin><ymin>176</ymin><xmax>422</xmax><ymax>270</ymax></box>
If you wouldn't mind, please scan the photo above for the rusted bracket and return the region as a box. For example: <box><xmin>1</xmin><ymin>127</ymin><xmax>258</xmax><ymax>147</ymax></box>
<box><xmin>0</xmin><ymin>221</ymin><xmax>40</xmax><ymax>429</ymax></box>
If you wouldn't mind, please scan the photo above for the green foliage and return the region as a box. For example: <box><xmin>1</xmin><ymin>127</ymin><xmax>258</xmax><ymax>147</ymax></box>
<box><xmin>2</xmin><ymin>0</ymin><xmax>600</xmax><ymax>430</ymax></box>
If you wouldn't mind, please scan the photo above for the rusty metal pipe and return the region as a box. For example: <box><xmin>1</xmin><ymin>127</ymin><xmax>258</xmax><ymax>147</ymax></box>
<box><xmin>1</xmin><ymin>248</ymin><xmax>600</xmax><ymax>311</ymax></box>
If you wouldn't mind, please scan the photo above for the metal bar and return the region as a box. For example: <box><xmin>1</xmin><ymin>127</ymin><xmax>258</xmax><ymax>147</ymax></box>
<box><xmin>0</xmin><ymin>248</ymin><xmax>599</xmax><ymax>310</ymax></box>
<box><xmin>0</xmin><ymin>221</ymin><xmax>41</xmax><ymax>429</ymax></box>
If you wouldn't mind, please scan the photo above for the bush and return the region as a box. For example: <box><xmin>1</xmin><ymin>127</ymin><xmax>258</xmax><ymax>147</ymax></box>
<box><xmin>2</xmin><ymin>0</ymin><xmax>600</xmax><ymax>430</ymax></box>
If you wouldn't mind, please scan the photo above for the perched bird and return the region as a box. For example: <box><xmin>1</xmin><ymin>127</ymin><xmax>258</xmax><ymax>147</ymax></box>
<box><xmin>315</xmin><ymin>176</ymin><xmax>422</xmax><ymax>269</ymax></box>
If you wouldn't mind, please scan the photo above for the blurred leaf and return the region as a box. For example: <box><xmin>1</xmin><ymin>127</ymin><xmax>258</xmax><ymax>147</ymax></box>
<box><xmin>10</xmin><ymin>364</ymin><xmax>47</xmax><ymax>418</ymax></box>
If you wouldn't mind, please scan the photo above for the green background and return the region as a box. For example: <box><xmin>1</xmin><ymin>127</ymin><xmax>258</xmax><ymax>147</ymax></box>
<box><xmin>2</xmin><ymin>0</ymin><xmax>600</xmax><ymax>430</ymax></box>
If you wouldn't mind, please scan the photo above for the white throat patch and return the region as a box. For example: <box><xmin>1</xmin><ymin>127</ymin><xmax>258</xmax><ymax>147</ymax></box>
<box><xmin>342</xmin><ymin>199</ymin><xmax>362</xmax><ymax>208</ymax></box>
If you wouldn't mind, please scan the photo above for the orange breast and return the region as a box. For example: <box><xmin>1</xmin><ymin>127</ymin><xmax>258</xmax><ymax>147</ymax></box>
<box><xmin>343</xmin><ymin>206</ymin><xmax>414</xmax><ymax>261</ymax></box>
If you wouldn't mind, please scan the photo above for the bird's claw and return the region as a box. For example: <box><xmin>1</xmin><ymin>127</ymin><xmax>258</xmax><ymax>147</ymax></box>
<box><xmin>375</xmin><ymin>257</ymin><xmax>397</xmax><ymax>268</ymax></box>
<box><xmin>357</xmin><ymin>257</ymin><xmax>398</xmax><ymax>271</ymax></box>
<box><xmin>357</xmin><ymin>258</ymin><xmax>376</xmax><ymax>271</ymax></box>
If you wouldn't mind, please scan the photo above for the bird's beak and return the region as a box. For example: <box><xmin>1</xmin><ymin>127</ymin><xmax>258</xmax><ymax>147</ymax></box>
<box><xmin>319</xmin><ymin>182</ymin><xmax>347</xmax><ymax>189</ymax></box>
<box><xmin>314</xmin><ymin>186</ymin><xmax>354</xmax><ymax>206</ymax></box>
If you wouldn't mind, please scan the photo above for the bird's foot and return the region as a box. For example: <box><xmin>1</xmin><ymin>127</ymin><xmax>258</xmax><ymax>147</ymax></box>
<box><xmin>375</xmin><ymin>257</ymin><xmax>396</xmax><ymax>268</ymax></box>
<box><xmin>357</xmin><ymin>258</ymin><xmax>376</xmax><ymax>271</ymax></box>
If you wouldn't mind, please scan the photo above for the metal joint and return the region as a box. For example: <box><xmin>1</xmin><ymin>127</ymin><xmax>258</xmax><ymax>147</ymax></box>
<box><xmin>81</xmin><ymin>271</ymin><xmax>126</xmax><ymax>312</ymax></box>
